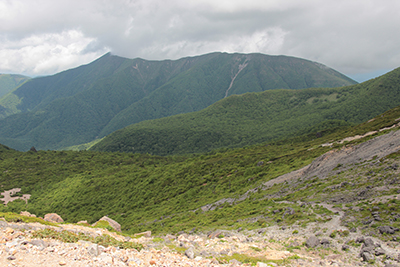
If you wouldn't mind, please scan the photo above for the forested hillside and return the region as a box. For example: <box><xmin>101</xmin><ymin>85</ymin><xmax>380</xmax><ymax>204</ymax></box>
<box><xmin>0</xmin><ymin>104</ymin><xmax>400</xmax><ymax>235</ymax></box>
<box><xmin>0</xmin><ymin>52</ymin><xmax>356</xmax><ymax>151</ymax></box>
<box><xmin>91</xmin><ymin>67</ymin><xmax>400</xmax><ymax>155</ymax></box>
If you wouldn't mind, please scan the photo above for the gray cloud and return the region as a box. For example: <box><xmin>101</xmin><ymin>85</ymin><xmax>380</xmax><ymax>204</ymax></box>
<box><xmin>0</xmin><ymin>0</ymin><xmax>399</xmax><ymax>81</ymax></box>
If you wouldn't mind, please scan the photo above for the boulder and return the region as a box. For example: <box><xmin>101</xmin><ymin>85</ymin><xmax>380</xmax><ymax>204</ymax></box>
<box><xmin>44</xmin><ymin>213</ymin><xmax>64</xmax><ymax>223</ymax></box>
<box><xmin>305</xmin><ymin>235</ymin><xmax>320</xmax><ymax>248</ymax></box>
<box><xmin>95</xmin><ymin>216</ymin><xmax>121</xmax><ymax>232</ymax></box>
<box><xmin>378</xmin><ymin>226</ymin><xmax>399</xmax><ymax>235</ymax></box>
<box><xmin>361</xmin><ymin>251</ymin><xmax>374</xmax><ymax>262</ymax></box>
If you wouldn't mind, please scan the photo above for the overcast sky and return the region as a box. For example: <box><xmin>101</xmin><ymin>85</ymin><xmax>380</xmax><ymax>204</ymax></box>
<box><xmin>1</xmin><ymin>0</ymin><xmax>399</xmax><ymax>82</ymax></box>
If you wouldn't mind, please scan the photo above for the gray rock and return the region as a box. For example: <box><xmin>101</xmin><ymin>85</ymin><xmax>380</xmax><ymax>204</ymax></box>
<box><xmin>375</xmin><ymin>247</ymin><xmax>386</xmax><ymax>256</ymax></box>
<box><xmin>220</xmin><ymin>249</ymin><xmax>230</xmax><ymax>255</ymax></box>
<box><xmin>128</xmin><ymin>257</ymin><xmax>142</xmax><ymax>265</ymax></box>
<box><xmin>385</xmin><ymin>264</ymin><xmax>398</xmax><ymax>267</ymax></box>
<box><xmin>378</xmin><ymin>226</ymin><xmax>399</xmax><ymax>235</ymax></box>
<box><xmin>284</xmin><ymin>207</ymin><xmax>295</xmax><ymax>216</ymax></box>
<box><xmin>355</xmin><ymin>236</ymin><xmax>365</xmax><ymax>243</ymax></box>
<box><xmin>44</xmin><ymin>213</ymin><xmax>64</xmax><ymax>223</ymax></box>
<box><xmin>229</xmin><ymin>259</ymin><xmax>241</xmax><ymax>266</ymax></box>
<box><xmin>98</xmin><ymin>253</ymin><xmax>113</xmax><ymax>264</ymax></box>
<box><xmin>28</xmin><ymin>239</ymin><xmax>47</xmax><ymax>250</ymax></box>
<box><xmin>185</xmin><ymin>248</ymin><xmax>195</xmax><ymax>259</ymax></box>
<box><xmin>94</xmin><ymin>216</ymin><xmax>121</xmax><ymax>232</ymax></box>
<box><xmin>306</xmin><ymin>235</ymin><xmax>320</xmax><ymax>248</ymax></box>
<box><xmin>361</xmin><ymin>251</ymin><xmax>375</xmax><ymax>262</ymax></box>
<box><xmin>87</xmin><ymin>244</ymin><xmax>99</xmax><ymax>257</ymax></box>
<box><xmin>342</xmin><ymin>244</ymin><xmax>350</xmax><ymax>251</ymax></box>
<box><xmin>363</xmin><ymin>238</ymin><xmax>375</xmax><ymax>248</ymax></box>
<box><xmin>320</xmin><ymin>239</ymin><xmax>330</xmax><ymax>248</ymax></box>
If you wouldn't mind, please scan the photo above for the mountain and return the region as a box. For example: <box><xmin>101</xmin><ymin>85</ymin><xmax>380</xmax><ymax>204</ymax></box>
<box><xmin>0</xmin><ymin>103</ymin><xmax>399</xmax><ymax>238</ymax></box>
<box><xmin>91</xmin><ymin>66</ymin><xmax>400</xmax><ymax>155</ymax></box>
<box><xmin>0</xmin><ymin>52</ymin><xmax>357</xmax><ymax>151</ymax></box>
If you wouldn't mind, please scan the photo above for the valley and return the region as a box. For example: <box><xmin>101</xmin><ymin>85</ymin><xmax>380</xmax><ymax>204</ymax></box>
<box><xmin>1</xmin><ymin>52</ymin><xmax>400</xmax><ymax>266</ymax></box>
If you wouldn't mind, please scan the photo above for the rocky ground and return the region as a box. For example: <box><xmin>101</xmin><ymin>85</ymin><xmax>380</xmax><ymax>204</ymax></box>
<box><xmin>1</xmin><ymin>209</ymin><xmax>400</xmax><ymax>267</ymax></box>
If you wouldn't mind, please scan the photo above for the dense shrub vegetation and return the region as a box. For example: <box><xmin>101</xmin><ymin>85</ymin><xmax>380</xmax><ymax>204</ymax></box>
<box><xmin>92</xmin><ymin>67</ymin><xmax>400</xmax><ymax>155</ymax></box>
<box><xmin>1</xmin><ymin>104</ymin><xmax>400</xmax><ymax>234</ymax></box>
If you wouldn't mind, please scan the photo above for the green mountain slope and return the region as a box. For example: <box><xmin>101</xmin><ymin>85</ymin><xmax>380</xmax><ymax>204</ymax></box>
<box><xmin>0</xmin><ymin>52</ymin><xmax>356</xmax><ymax>151</ymax></box>
<box><xmin>99</xmin><ymin>53</ymin><xmax>356</xmax><ymax>137</ymax></box>
<box><xmin>0</xmin><ymin>74</ymin><xmax>30</xmax><ymax>98</ymax></box>
<box><xmin>91</xmin><ymin>67</ymin><xmax>400</xmax><ymax>156</ymax></box>
<box><xmin>0</xmin><ymin>104</ymin><xmax>400</xmax><ymax>235</ymax></box>
<box><xmin>0</xmin><ymin>74</ymin><xmax>30</xmax><ymax>118</ymax></box>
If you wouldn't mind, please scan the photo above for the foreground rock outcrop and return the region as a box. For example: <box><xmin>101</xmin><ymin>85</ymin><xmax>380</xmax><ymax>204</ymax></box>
<box><xmin>1</xmin><ymin>214</ymin><xmax>400</xmax><ymax>267</ymax></box>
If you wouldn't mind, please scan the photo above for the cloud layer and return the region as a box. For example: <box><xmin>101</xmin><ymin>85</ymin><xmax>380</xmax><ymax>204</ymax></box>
<box><xmin>1</xmin><ymin>0</ymin><xmax>399</xmax><ymax>79</ymax></box>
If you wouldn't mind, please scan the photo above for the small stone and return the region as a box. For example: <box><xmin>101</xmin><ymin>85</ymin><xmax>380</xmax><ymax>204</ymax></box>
<box><xmin>88</xmin><ymin>244</ymin><xmax>99</xmax><ymax>256</ymax></box>
<box><xmin>133</xmin><ymin>231</ymin><xmax>151</xmax><ymax>238</ymax></box>
<box><xmin>59</xmin><ymin>261</ymin><xmax>67</xmax><ymax>266</ymax></box>
<box><xmin>99</xmin><ymin>253</ymin><xmax>113</xmax><ymax>264</ymax></box>
<box><xmin>185</xmin><ymin>247</ymin><xmax>195</xmax><ymax>259</ymax></box>
<box><xmin>5</xmin><ymin>228</ymin><xmax>14</xmax><ymax>234</ymax></box>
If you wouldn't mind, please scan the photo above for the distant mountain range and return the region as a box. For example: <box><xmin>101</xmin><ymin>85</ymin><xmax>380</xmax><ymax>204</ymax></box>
<box><xmin>91</xmin><ymin>67</ymin><xmax>400</xmax><ymax>155</ymax></box>
<box><xmin>0</xmin><ymin>52</ymin><xmax>357</xmax><ymax>151</ymax></box>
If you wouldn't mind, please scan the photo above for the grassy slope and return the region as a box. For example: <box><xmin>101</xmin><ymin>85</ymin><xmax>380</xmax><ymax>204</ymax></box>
<box><xmin>0</xmin><ymin>104</ymin><xmax>399</xmax><ymax>235</ymax></box>
<box><xmin>91</xmin><ymin>67</ymin><xmax>400</xmax><ymax>156</ymax></box>
<box><xmin>0</xmin><ymin>53</ymin><xmax>356</xmax><ymax>151</ymax></box>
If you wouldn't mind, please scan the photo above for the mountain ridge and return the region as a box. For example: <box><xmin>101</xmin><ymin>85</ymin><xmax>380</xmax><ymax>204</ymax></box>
<box><xmin>91</xmin><ymin>66</ymin><xmax>400</xmax><ymax>155</ymax></box>
<box><xmin>0</xmin><ymin>52</ymin><xmax>357</xmax><ymax>151</ymax></box>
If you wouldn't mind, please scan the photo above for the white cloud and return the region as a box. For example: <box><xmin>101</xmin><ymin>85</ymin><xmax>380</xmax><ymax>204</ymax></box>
<box><xmin>0</xmin><ymin>30</ymin><xmax>108</xmax><ymax>75</ymax></box>
<box><xmin>0</xmin><ymin>0</ymin><xmax>400</xmax><ymax>78</ymax></box>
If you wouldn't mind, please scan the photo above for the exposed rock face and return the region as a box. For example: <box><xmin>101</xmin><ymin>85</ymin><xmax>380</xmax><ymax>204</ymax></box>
<box><xmin>44</xmin><ymin>213</ymin><xmax>64</xmax><ymax>223</ymax></box>
<box><xmin>96</xmin><ymin>216</ymin><xmax>121</xmax><ymax>232</ymax></box>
